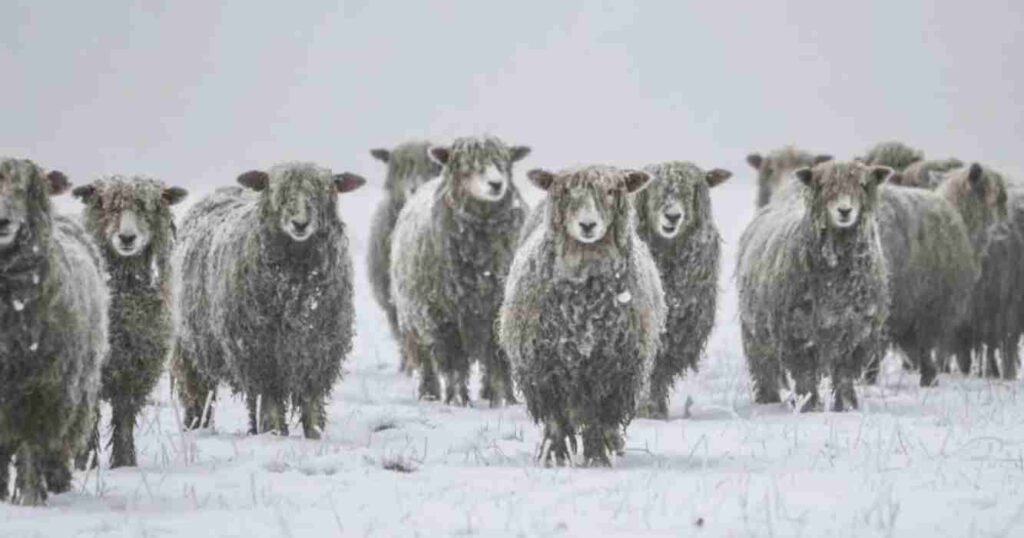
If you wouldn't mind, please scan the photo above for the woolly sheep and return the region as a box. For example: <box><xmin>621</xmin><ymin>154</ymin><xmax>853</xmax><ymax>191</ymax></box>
<box><xmin>633</xmin><ymin>161</ymin><xmax>731</xmax><ymax>418</ymax></box>
<box><xmin>367</xmin><ymin>141</ymin><xmax>442</xmax><ymax>370</ymax></box>
<box><xmin>0</xmin><ymin>158</ymin><xmax>109</xmax><ymax>505</ymax></box>
<box><xmin>889</xmin><ymin>158</ymin><xmax>964</xmax><ymax>188</ymax></box>
<box><xmin>746</xmin><ymin>146</ymin><xmax>832</xmax><ymax>208</ymax></box>
<box><xmin>172</xmin><ymin>162</ymin><xmax>365</xmax><ymax>438</ymax></box>
<box><xmin>390</xmin><ymin>135</ymin><xmax>530</xmax><ymax>406</ymax></box>
<box><xmin>498</xmin><ymin>165</ymin><xmax>666</xmax><ymax>466</ymax></box>
<box><xmin>738</xmin><ymin>161</ymin><xmax>891</xmax><ymax>411</ymax></box>
<box><xmin>72</xmin><ymin>176</ymin><xmax>187</xmax><ymax>467</ymax></box>
<box><xmin>859</xmin><ymin>141</ymin><xmax>924</xmax><ymax>172</ymax></box>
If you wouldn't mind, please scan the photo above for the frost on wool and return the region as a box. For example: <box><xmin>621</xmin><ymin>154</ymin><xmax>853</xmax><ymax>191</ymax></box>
<box><xmin>498</xmin><ymin>165</ymin><xmax>666</xmax><ymax>466</ymax></box>
<box><xmin>389</xmin><ymin>135</ymin><xmax>530</xmax><ymax>407</ymax></box>
<box><xmin>738</xmin><ymin>161</ymin><xmax>890</xmax><ymax>412</ymax></box>
<box><xmin>0</xmin><ymin>158</ymin><xmax>109</xmax><ymax>505</ymax></box>
<box><xmin>172</xmin><ymin>162</ymin><xmax>364</xmax><ymax>438</ymax></box>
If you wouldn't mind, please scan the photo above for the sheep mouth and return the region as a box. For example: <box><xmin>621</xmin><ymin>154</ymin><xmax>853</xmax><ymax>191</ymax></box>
<box><xmin>112</xmin><ymin>242</ymin><xmax>145</xmax><ymax>257</ymax></box>
<box><xmin>286</xmin><ymin>228</ymin><xmax>315</xmax><ymax>242</ymax></box>
<box><xmin>660</xmin><ymin>224</ymin><xmax>679</xmax><ymax>236</ymax></box>
<box><xmin>0</xmin><ymin>223</ymin><xmax>18</xmax><ymax>245</ymax></box>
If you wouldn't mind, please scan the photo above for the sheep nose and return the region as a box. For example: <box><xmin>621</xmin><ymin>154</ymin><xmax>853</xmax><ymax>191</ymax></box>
<box><xmin>0</xmin><ymin>218</ymin><xmax>11</xmax><ymax>230</ymax></box>
<box><xmin>118</xmin><ymin>233</ymin><xmax>136</xmax><ymax>246</ymax></box>
<box><xmin>838</xmin><ymin>207</ymin><xmax>852</xmax><ymax>219</ymax></box>
<box><xmin>579</xmin><ymin>221</ymin><xmax>597</xmax><ymax>234</ymax></box>
<box><xmin>487</xmin><ymin>181</ymin><xmax>503</xmax><ymax>192</ymax></box>
<box><xmin>664</xmin><ymin>212</ymin><xmax>682</xmax><ymax>225</ymax></box>
<box><xmin>292</xmin><ymin>220</ymin><xmax>309</xmax><ymax>233</ymax></box>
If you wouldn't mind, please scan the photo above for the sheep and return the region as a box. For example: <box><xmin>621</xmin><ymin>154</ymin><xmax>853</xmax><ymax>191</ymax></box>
<box><xmin>498</xmin><ymin>165</ymin><xmax>666</xmax><ymax>466</ymax></box>
<box><xmin>889</xmin><ymin>158</ymin><xmax>964</xmax><ymax>188</ymax></box>
<box><xmin>0</xmin><ymin>158</ymin><xmax>109</xmax><ymax>505</ymax></box>
<box><xmin>390</xmin><ymin>135</ymin><xmax>530</xmax><ymax>407</ymax></box>
<box><xmin>366</xmin><ymin>141</ymin><xmax>442</xmax><ymax>371</ymax></box>
<box><xmin>869</xmin><ymin>182</ymin><xmax>979</xmax><ymax>386</ymax></box>
<box><xmin>738</xmin><ymin>161</ymin><xmax>891</xmax><ymax>411</ymax></box>
<box><xmin>746</xmin><ymin>146</ymin><xmax>833</xmax><ymax>208</ymax></box>
<box><xmin>632</xmin><ymin>161</ymin><xmax>731</xmax><ymax>418</ymax></box>
<box><xmin>859</xmin><ymin>141</ymin><xmax>924</xmax><ymax>172</ymax></box>
<box><xmin>172</xmin><ymin>162</ymin><xmax>365</xmax><ymax>438</ymax></box>
<box><xmin>72</xmin><ymin>176</ymin><xmax>187</xmax><ymax>468</ymax></box>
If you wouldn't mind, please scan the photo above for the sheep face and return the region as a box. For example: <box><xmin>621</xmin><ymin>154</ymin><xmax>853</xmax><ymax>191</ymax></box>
<box><xmin>429</xmin><ymin>136</ymin><xmax>530</xmax><ymax>204</ymax></box>
<box><xmin>640</xmin><ymin>162</ymin><xmax>731</xmax><ymax>240</ymax></box>
<box><xmin>238</xmin><ymin>164</ymin><xmax>365</xmax><ymax>243</ymax></box>
<box><xmin>796</xmin><ymin>162</ymin><xmax>891</xmax><ymax>231</ymax></box>
<box><xmin>0</xmin><ymin>159</ymin><xmax>68</xmax><ymax>251</ymax></box>
<box><xmin>939</xmin><ymin>163</ymin><xmax>1009</xmax><ymax>227</ymax></box>
<box><xmin>73</xmin><ymin>178</ymin><xmax>188</xmax><ymax>257</ymax></box>
<box><xmin>747</xmin><ymin>147</ymin><xmax>832</xmax><ymax>207</ymax></box>
<box><xmin>370</xmin><ymin>142</ymin><xmax>442</xmax><ymax>205</ymax></box>
<box><xmin>528</xmin><ymin>166</ymin><xmax>651</xmax><ymax>245</ymax></box>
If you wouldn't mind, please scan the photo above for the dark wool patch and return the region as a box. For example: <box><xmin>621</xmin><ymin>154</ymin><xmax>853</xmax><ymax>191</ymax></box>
<box><xmin>738</xmin><ymin>161</ymin><xmax>889</xmax><ymax>411</ymax></box>
<box><xmin>367</xmin><ymin>141</ymin><xmax>442</xmax><ymax>346</ymax></box>
<box><xmin>173</xmin><ymin>162</ymin><xmax>355</xmax><ymax>437</ymax></box>
<box><xmin>634</xmin><ymin>162</ymin><xmax>721</xmax><ymax>417</ymax></box>
<box><xmin>78</xmin><ymin>176</ymin><xmax>181</xmax><ymax>467</ymax></box>
<box><xmin>390</xmin><ymin>136</ymin><xmax>527</xmax><ymax>406</ymax></box>
<box><xmin>0</xmin><ymin>158</ymin><xmax>109</xmax><ymax>505</ymax></box>
<box><xmin>499</xmin><ymin>165</ymin><xmax>665</xmax><ymax>465</ymax></box>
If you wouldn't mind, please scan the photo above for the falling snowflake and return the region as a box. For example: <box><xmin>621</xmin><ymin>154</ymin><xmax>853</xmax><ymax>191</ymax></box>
<box><xmin>617</xmin><ymin>291</ymin><xmax>631</xmax><ymax>304</ymax></box>
<box><xmin>13</xmin><ymin>299</ymin><xmax>25</xmax><ymax>311</ymax></box>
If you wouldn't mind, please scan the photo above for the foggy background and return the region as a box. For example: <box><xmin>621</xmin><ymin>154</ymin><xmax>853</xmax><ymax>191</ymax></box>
<box><xmin>1</xmin><ymin>0</ymin><xmax>1022</xmax><ymax>210</ymax></box>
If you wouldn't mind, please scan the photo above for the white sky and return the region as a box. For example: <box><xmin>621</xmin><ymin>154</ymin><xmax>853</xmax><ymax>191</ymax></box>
<box><xmin>1</xmin><ymin>0</ymin><xmax>1021</xmax><ymax>201</ymax></box>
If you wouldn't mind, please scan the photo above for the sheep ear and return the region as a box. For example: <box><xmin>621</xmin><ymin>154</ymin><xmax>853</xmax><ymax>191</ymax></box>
<box><xmin>46</xmin><ymin>170</ymin><xmax>70</xmax><ymax>196</ymax></box>
<box><xmin>813</xmin><ymin>154</ymin><xmax>834</xmax><ymax>165</ymax></box>
<box><xmin>334</xmin><ymin>172</ymin><xmax>366</xmax><ymax>193</ymax></box>
<box><xmin>795</xmin><ymin>167</ymin><xmax>814</xmax><ymax>186</ymax></box>
<box><xmin>163</xmin><ymin>186</ymin><xmax>189</xmax><ymax>206</ymax></box>
<box><xmin>238</xmin><ymin>170</ymin><xmax>269</xmax><ymax>191</ymax></box>
<box><xmin>705</xmin><ymin>168</ymin><xmax>732</xmax><ymax>188</ymax></box>
<box><xmin>509</xmin><ymin>146</ymin><xmax>531</xmax><ymax>163</ymax></box>
<box><xmin>624</xmin><ymin>170</ymin><xmax>652</xmax><ymax>194</ymax></box>
<box><xmin>968</xmin><ymin>162</ymin><xmax>984</xmax><ymax>187</ymax></box>
<box><xmin>746</xmin><ymin>153</ymin><xmax>763</xmax><ymax>170</ymax></box>
<box><xmin>527</xmin><ymin>169</ymin><xmax>554</xmax><ymax>191</ymax></box>
<box><xmin>865</xmin><ymin>166</ymin><xmax>893</xmax><ymax>187</ymax></box>
<box><xmin>370</xmin><ymin>148</ymin><xmax>390</xmax><ymax>163</ymax></box>
<box><xmin>72</xmin><ymin>184</ymin><xmax>97</xmax><ymax>202</ymax></box>
<box><xmin>428</xmin><ymin>146</ymin><xmax>451</xmax><ymax>166</ymax></box>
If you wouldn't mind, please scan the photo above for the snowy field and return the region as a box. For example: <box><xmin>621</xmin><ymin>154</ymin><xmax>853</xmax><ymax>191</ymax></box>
<box><xmin>4</xmin><ymin>178</ymin><xmax>1024</xmax><ymax>538</ymax></box>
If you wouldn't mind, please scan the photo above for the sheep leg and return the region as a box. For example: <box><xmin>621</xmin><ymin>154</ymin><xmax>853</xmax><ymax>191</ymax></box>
<box><xmin>435</xmin><ymin>326</ymin><xmax>469</xmax><ymax>406</ymax></box>
<box><xmin>299</xmin><ymin>397</ymin><xmax>326</xmax><ymax>440</ymax></box>
<box><xmin>831</xmin><ymin>356</ymin><xmax>860</xmax><ymax>412</ymax></box>
<box><xmin>539</xmin><ymin>419</ymin><xmax>572</xmax><ymax>467</ymax></box>
<box><xmin>482</xmin><ymin>347</ymin><xmax>516</xmax><ymax>408</ymax></box>
<box><xmin>406</xmin><ymin>332</ymin><xmax>441</xmax><ymax>401</ymax></box>
<box><xmin>1002</xmin><ymin>338</ymin><xmax>1019</xmax><ymax>381</ymax></box>
<box><xmin>109</xmin><ymin>399</ymin><xmax>138</xmax><ymax>468</ymax></box>
<box><xmin>13</xmin><ymin>444</ymin><xmax>45</xmax><ymax>506</ymax></box>
<box><xmin>916</xmin><ymin>346</ymin><xmax>939</xmax><ymax>388</ymax></box>
<box><xmin>792</xmin><ymin>365</ymin><xmax>821</xmax><ymax>413</ymax></box>
<box><xmin>173</xmin><ymin>348</ymin><xmax>217</xmax><ymax>430</ymax></box>
<box><xmin>642</xmin><ymin>359</ymin><xmax>672</xmax><ymax>419</ymax></box>
<box><xmin>581</xmin><ymin>425</ymin><xmax>611</xmax><ymax>467</ymax></box>
<box><xmin>604</xmin><ymin>427</ymin><xmax>626</xmax><ymax>457</ymax></box>
<box><xmin>74</xmin><ymin>413</ymin><xmax>100</xmax><ymax>471</ymax></box>
<box><xmin>263</xmin><ymin>396</ymin><xmax>288</xmax><ymax>436</ymax></box>
<box><xmin>0</xmin><ymin>444</ymin><xmax>12</xmax><ymax>501</ymax></box>
<box><xmin>984</xmin><ymin>345</ymin><xmax>1001</xmax><ymax>379</ymax></box>
<box><xmin>42</xmin><ymin>449</ymin><xmax>72</xmax><ymax>494</ymax></box>
<box><xmin>743</xmin><ymin>325</ymin><xmax>782</xmax><ymax>404</ymax></box>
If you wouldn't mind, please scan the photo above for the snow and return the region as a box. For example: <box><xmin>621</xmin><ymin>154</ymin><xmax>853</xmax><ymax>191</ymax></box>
<box><xmin>3</xmin><ymin>181</ymin><xmax>1024</xmax><ymax>537</ymax></box>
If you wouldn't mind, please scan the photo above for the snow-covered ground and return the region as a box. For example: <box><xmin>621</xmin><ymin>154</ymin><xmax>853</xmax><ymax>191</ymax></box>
<box><xmin>4</xmin><ymin>179</ymin><xmax>1024</xmax><ymax>537</ymax></box>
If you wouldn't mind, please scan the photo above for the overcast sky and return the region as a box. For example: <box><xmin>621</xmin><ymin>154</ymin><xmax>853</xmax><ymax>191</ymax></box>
<box><xmin>1</xmin><ymin>0</ymin><xmax>1021</xmax><ymax>203</ymax></box>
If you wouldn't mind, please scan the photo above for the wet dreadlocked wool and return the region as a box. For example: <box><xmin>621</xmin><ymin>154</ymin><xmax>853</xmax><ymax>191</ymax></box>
<box><xmin>390</xmin><ymin>136</ymin><xmax>529</xmax><ymax>406</ymax></box>
<box><xmin>872</xmin><ymin>184</ymin><xmax>978</xmax><ymax>386</ymax></box>
<box><xmin>74</xmin><ymin>176</ymin><xmax>186</xmax><ymax>468</ymax></box>
<box><xmin>499</xmin><ymin>165</ymin><xmax>666</xmax><ymax>466</ymax></box>
<box><xmin>738</xmin><ymin>162</ymin><xmax>890</xmax><ymax>412</ymax></box>
<box><xmin>633</xmin><ymin>162</ymin><xmax>729</xmax><ymax>418</ymax></box>
<box><xmin>173</xmin><ymin>162</ymin><xmax>359</xmax><ymax>438</ymax></box>
<box><xmin>0</xmin><ymin>158</ymin><xmax>109</xmax><ymax>505</ymax></box>
<box><xmin>367</xmin><ymin>141</ymin><xmax>442</xmax><ymax>356</ymax></box>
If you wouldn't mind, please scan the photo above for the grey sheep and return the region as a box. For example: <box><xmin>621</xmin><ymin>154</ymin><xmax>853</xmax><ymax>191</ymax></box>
<box><xmin>869</xmin><ymin>183</ymin><xmax>979</xmax><ymax>386</ymax></box>
<box><xmin>172</xmin><ymin>162</ymin><xmax>365</xmax><ymax>438</ymax></box>
<box><xmin>498</xmin><ymin>165</ymin><xmax>666</xmax><ymax>466</ymax></box>
<box><xmin>738</xmin><ymin>161</ymin><xmax>891</xmax><ymax>411</ymax></box>
<box><xmin>633</xmin><ymin>161</ymin><xmax>731</xmax><ymax>418</ymax></box>
<box><xmin>859</xmin><ymin>141</ymin><xmax>924</xmax><ymax>172</ymax></box>
<box><xmin>72</xmin><ymin>177</ymin><xmax>187</xmax><ymax>468</ymax></box>
<box><xmin>390</xmin><ymin>135</ymin><xmax>530</xmax><ymax>406</ymax></box>
<box><xmin>889</xmin><ymin>158</ymin><xmax>964</xmax><ymax>188</ymax></box>
<box><xmin>366</xmin><ymin>141</ymin><xmax>442</xmax><ymax>371</ymax></box>
<box><xmin>0</xmin><ymin>158</ymin><xmax>109</xmax><ymax>505</ymax></box>
<box><xmin>746</xmin><ymin>146</ymin><xmax>832</xmax><ymax>208</ymax></box>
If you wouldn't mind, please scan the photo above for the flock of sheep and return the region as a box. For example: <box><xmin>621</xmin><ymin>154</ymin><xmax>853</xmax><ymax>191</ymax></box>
<box><xmin>0</xmin><ymin>136</ymin><xmax>1020</xmax><ymax>504</ymax></box>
